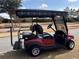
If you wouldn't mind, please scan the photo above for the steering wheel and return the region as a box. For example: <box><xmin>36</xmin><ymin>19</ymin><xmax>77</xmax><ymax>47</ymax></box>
<box><xmin>47</xmin><ymin>24</ymin><xmax>56</xmax><ymax>32</ymax></box>
<box><xmin>47</xmin><ymin>24</ymin><xmax>52</xmax><ymax>29</ymax></box>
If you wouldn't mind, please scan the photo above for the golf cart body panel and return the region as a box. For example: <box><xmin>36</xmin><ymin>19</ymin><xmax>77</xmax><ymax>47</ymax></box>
<box><xmin>24</xmin><ymin>32</ymin><xmax>55</xmax><ymax>47</ymax></box>
<box><xmin>22</xmin><ymin>32</ymin><xmax>74</xmax><ymax>51</ymax></box>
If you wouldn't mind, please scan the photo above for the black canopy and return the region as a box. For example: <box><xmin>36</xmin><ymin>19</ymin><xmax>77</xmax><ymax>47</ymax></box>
<box><xmin>16</xmin><ymin>9</ymin><xmax>68</xmax><ymax>18</ymax></box>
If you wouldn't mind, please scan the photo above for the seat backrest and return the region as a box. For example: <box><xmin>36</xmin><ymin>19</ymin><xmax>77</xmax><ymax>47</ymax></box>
<box><xmin>31</xmin><ymin>24</ymin><xmax>43</xmax><ymax>34</ymax></box>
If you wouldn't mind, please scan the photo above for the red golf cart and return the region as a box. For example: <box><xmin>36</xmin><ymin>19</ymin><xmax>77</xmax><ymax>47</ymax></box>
<box><xmin>13</xmin><ymin>9</ymin><xmax>75</xmax><ymax>56</ymax></box>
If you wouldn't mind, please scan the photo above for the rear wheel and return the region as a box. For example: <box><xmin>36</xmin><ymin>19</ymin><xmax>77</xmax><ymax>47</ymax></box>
<box><xmin>66</xmin><ymin>40</ymin><xmax>75</xmax><ymax>50</ymax></box>
<box><xmin>28</xmin><ymin>46</ymin><xmax>41</xmax><ymax>57</ymax></box>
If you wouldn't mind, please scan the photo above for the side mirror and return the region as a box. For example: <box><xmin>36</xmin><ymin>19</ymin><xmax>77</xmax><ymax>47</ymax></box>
<box><xmin>47</xmin><ymin>24</ymin><xmax>52</xmax><ymax>29</ymax></box>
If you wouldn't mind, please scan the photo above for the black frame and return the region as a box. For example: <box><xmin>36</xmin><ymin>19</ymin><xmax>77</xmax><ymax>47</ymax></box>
<box><xmin>16</xmin><ymin>9</ymin><xmax>68</xmax><ymax>18</ymax></box>
<box><xmin>16</xmin><ymin>9</ymin><xmax>68</xmax><ymax>33</ymax></box>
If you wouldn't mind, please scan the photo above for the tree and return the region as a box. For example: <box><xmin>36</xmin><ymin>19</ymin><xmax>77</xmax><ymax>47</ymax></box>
<box><xmin>0</xmin><ymin>0</ymin><xmax>21</xmax><ymax>13</ymax></box>
<box><xmin>0</xmin><ymin>0</ymin><xmax>22</xmax><ymax>46</ymax></box>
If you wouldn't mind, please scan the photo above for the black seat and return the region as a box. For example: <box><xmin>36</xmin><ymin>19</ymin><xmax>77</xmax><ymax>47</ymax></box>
<box><xmin>30</xmin><ymin>24</ymin><xmax>43</xmax><ymax>34</ymax></box>
<box><xmin>54</xmin><ymin>30</ymin><xmax>67</xmax><ymax>45</ymax></box>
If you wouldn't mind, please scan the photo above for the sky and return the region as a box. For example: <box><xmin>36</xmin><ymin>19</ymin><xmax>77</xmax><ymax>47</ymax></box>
<box><xmin>0</xmin><ymin>0</ymin><xmax>79</xmax><ymax>19</ymax></box>
<box><xmin>21</xmin><ymin>0</ymin><xmax>79</xmax><ymax>10</ymax></box>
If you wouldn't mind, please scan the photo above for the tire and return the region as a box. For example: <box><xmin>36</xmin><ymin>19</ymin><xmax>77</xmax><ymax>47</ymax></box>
<box><xmin>28</xmin><ymin>46</ymin><xmax>41</xmax><ymax>57</ymax></box>
<box><xmin>66</xmin><ymin>40</ymin><xmax>75</xmax><ymax>50</ymax></box>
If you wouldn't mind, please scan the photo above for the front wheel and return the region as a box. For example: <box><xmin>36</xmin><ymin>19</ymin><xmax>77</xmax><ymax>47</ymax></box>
<box><xmin>66</xmin><ymin>40</ymin><xmax>75</xmax><ymax>50</ymax></box>
<box><xmin>28</xmin><ymin>46</ymin><xmax>41</xmax><ymax>57</ymax></box>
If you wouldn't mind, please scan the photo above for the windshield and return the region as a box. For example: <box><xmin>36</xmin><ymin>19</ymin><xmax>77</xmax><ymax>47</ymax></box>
<box><xmin>54</xmin><ymin>16</ymin><xmax>67</xmax><ymax>33</ymax></box>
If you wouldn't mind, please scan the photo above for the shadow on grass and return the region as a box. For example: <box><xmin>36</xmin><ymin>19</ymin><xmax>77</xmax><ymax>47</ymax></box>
<box><xmin>0</xmin><ymin>48</ymin><xmax>71</xmax><ymax>59</ymax></box>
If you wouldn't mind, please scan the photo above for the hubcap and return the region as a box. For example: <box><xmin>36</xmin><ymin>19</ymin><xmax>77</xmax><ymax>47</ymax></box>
<box><xmin>69</xmin><ymin>42</ymin><xmax>74</xmax><ymax>48</ymax></box>
<box><xmin>32</xmin><ymin>48</ymin><xmax>40</xmax><ymax>56</ymax></box>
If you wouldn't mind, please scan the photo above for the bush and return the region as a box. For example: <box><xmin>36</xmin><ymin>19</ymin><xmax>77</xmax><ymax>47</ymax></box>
<box><xmin>67</xmin><ymin>18</ymin><xmax>78</xmax><ymax>22</ymax></box>
<box><xmin>2</xmin><ymin>19</ymin><xmax>10</xmax><ymax>23</ymax></box>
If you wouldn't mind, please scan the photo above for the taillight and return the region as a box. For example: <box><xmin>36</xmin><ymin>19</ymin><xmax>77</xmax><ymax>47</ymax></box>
<box><xmin>68</xmin><ymin>35</ymin><xmax>74</xmax><ymax>39</ymax></box>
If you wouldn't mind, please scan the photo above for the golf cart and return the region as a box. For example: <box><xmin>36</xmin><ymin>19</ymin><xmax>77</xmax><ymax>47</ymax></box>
<box><xmin>13</xmin><ymin>9</ymin><xmax>75</xmax><ymax>56</ymax></box>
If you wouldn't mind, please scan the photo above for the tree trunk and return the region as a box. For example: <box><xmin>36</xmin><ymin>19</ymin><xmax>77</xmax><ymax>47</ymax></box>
<box><xmin>9</xmin><ymin>14</ymin><xmax>13</xmax><ymax>46</ymax></box>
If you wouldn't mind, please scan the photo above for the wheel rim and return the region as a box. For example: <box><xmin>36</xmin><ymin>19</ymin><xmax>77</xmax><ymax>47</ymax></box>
<box><xmin>32</xmin><ymin>48</ymin><xmax>40</xmax><ymax>56</ymax></box>
<box><xmin>69</xmin><ymin>42</ymin><xmax>74</xmax><ymax>48</ymax></box>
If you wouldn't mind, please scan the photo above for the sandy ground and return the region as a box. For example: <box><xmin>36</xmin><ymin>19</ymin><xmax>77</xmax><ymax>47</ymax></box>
<box><xmin>0</xmin><ymin>29</ymin><xmax>79</xmax><ymax>59</ymax></box>
<box><xmin>0</xmin><ymin>22</ymin><xmax>79</xmax><ymax>37</ymax></box>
